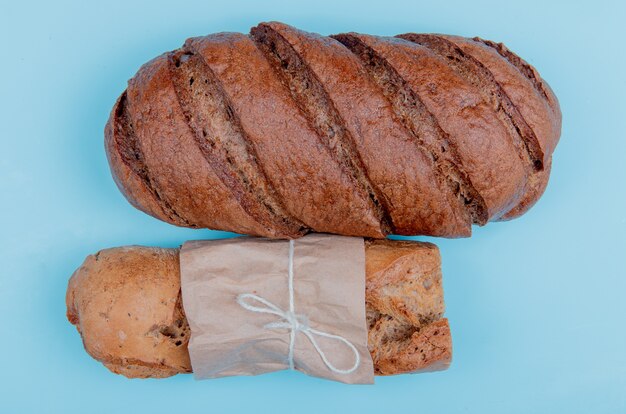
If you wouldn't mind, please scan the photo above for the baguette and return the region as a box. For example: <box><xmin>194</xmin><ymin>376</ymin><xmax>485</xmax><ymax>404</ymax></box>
<box><xmin>66</xmin><ymin>239</ymin><xmax>451</xmax><ymax>378</ymax></box>
<box><xmin>106</xmin><ymin>22</ymin><xmax>561</xmax><ymax>238</ymax></box>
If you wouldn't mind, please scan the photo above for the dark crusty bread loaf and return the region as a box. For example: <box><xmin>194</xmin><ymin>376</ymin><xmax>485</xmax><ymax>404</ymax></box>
<box><xmin>106</xmin><ymin>22</ymin><xmax>561</xmax><ymax>239</ymax></box>
<box><xmin>66</xmin><ymin>239</ymin><xmax>450</xmax><ymax>378</ymax></box>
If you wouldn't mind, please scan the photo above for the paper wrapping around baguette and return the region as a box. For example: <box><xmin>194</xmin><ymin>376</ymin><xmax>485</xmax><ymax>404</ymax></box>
<box><xmin>66</xmin><ymin>239</ymin><xmax>451</xmax><ymax>378</ymax></box>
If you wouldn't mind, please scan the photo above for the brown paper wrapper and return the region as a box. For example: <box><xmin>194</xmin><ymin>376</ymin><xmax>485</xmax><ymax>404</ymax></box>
<box><xmin>180</xmin><ymin>234</ymin><xmax>375</xmax><ymax>384</ymax></box>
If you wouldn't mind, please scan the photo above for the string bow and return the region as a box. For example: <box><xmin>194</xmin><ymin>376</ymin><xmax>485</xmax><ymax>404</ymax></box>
<box><xmin>236</xmin><ymin>240</ymin><xmax>360</xmax><ymax>375</ymax></box>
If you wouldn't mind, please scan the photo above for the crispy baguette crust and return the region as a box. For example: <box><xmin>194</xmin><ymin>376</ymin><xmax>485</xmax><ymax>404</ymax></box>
<box><xmin>106</xmin><ymin>22</ymin><xmax>561</xmax><ymax>238</ymax></box>
<box><xmin>66</xmin><ymin>240</ymin><xmax>450</xmax><ymax>378</ymax></box>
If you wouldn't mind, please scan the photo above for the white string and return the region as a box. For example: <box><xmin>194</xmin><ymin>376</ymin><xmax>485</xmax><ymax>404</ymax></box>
<box><xmin>236</xmin><ymin>239</ymin><xmax>360</xmax><ymax>375</ymax></box>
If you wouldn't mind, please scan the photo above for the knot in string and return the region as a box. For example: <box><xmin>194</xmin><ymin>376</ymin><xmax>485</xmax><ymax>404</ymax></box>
<box><xmin>265</xmin><ymin>310</ymin><xmax>310</xmax><ymax>332</ymax></box>
<box><xmin>236</xmin><ymin>240</ymin><xmax>360</xmax><ymax>375</ymax></box>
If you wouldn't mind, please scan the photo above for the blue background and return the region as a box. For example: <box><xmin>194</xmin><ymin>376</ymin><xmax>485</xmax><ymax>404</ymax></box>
<box><xmin>1</xmin><ymin>0</ymin><xmax>624</xmax><ymax>412</ymax></box>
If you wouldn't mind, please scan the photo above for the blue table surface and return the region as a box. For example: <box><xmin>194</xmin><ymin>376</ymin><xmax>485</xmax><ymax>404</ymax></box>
<box><xmin>1</xmin><ymin>1</ymin><xmax>625</xmax><ymax>413</ymax></box>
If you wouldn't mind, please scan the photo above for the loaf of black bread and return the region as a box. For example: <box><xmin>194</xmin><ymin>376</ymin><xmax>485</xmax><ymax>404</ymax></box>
<box><xmin>106</xmin><ymin>22</ymin><xmax>561</xmax><ymax>239</ymax></box>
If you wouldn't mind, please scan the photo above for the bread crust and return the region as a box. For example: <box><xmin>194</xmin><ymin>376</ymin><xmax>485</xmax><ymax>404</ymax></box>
<box><xmin>260</xmin><ymin>22</ymin><xmax>470</xmax><ymax>237</ymax></box>
<box><xmin>125</xmin><ymin>55</ymin><xmax>294</xmax><ymax>237</ymax></box>
<box><xmin>106</xmin><ymin>22</ymin><xmax>561</xmax><ymax>237</ymax></box>
<box><xmin>439</xmin><ymin>35</ymin><xmax>560</xmax><ymax>164</ymax></box>
<box><xmin>427</xmin><ymin>35</ymin><xmax>560</xmax><ymax>219</ymax></box>
<box><xmin>66</xmin><ymin>241</ymin><xmax>451</xmax><ymax>378</ymax></box>
<box><xmin>187</xmin><ymin>32</ymin><xmax>384</xmax><ymax>237</ymax></box>
<box><xmin>66</xmin><ymin>247</ymin><xmax>192</xmax><ymax>378</ymax></box>
<box><xmin>345</xmin><ymin>34</ymin><xmax>528</xmax><ymax>219</ymax></box>
<box><xmin>104</xmin><ymin>92</ymin><xmax>180</xmax><ymax>225</ymax></box>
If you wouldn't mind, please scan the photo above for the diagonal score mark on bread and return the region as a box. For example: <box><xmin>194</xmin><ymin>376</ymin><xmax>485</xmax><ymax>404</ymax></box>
<box><xmin>333</xmin><ymin>32</ymin><xmax>487</xmax><ymax>229</ymax></box>
<box><xmin>258</xmin><ymin>22</ymin><xmax>473</xmax><ymax>236</ymax></box>
<box><xmin>251</xmin><ymin>23</ymin><xmax>392</xmax><ymax>236</ymax></box>
<box><xmin>105</xmin><ymin>92</ymin><xmax>190</xmax><ymax>226</ymax></box>
<box><xmin>168</xmin><ymin>46</ymin><xmax>307</xmax><ymax>237</ymax></box>
<box><xmin>396</xmin><ymin>34</ymin><xmax>561</xmax><ymax>220</ymax></box>
<box><xmin>398</xmin><ymin>34</ymin><xmax>545</xmax><ymax>171</ymax></box>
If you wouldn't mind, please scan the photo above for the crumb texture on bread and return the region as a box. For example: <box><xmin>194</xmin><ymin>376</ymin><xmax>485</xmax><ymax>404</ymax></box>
<box><xmin>365</xmin><ymin>239</ymin><xmax>451</xmax><ymax>374</ymax></box>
